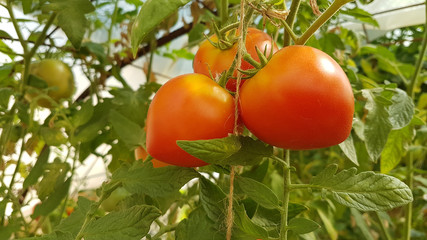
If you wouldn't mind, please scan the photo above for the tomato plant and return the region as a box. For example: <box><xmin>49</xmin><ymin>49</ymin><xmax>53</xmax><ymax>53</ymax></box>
<box><xmin>25</xmin><ymin>59</ymin><xmax>75</xmax><ymax>108</ymax></box>
<box><xmin>239</xmin><ymin>45</ymin><xmax>354</xmax><ymax>150</ymax></box>
<box><xmin>193</xmin><ymin>27</ymin><xmax>278</xmax><ymax>91</ymax></box>
<box><xmin>146</xmin><ymin>73</ymin><xmax>235</xmax><ymax>167</ymax></box>
<box><xmin>134</xmin><ymin>146</ymin><xmax>169</xmax><ymax>168</ymax></box>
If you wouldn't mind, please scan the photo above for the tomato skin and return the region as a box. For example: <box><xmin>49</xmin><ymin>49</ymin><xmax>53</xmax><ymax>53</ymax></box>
<box><xmin>134</xmin><ymin>146</ymin><xmax>169</xmax><ymax>168</ymax></box>
<box><xmin>26</xmin><ymin>59</ymin><xmax>74</xmax><ymax>108</ymax></box>
<box><xmin>193</xmin><ymin>28</ymin><xmax>278</xmax><ymax>92</ymax></box>
<box><xmin>146</xmin><ymin>73</ymin><xmax>235</xmax><ymax>167</ymax></box>
<box><xmin>239</xmin><ymin>46</ymin><xmax>354</xmax><ymax>150</ymax></box>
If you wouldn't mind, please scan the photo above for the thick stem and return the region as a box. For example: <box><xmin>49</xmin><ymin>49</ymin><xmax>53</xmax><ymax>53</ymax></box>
<box><xmin>107</xmin><ymin>0</ymin><xmax>119</xmax><ymax>57</ymax></box>
<box><xmin>283</xmin><ymin>0</ymin><xmax>302</xmax><ymax>46</ymax></box>
<box><xmin>406</xmin><ymin>0</ymin><xmax>427</xmax><ymax>98</ymax></box>
<box><xmin>404</xmin><ymin>153</ymin><xmax>414</xmax><ymax>240</ymax></box>
<box><xmin>279</xmin><ymin>150</ymin><xmax>291</xmax><ymax>240</ymax></box>
<box><xmin>6</xmin><ymin>0</ymin><xmax>28</xmax><ymax>54</ymax></box>
<box><xmin>296</xmin><ymin>0</ymin><xmax>353</xmax><ymax>45</ymax></box>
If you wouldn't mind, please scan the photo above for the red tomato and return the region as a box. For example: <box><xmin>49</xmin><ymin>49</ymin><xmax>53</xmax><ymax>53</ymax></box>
<box><xmin>134</xmin><ymin>146</ymin><xmax>169</xmax><ymax>168</ymax></box>
<box><xmin>239</xmin><ymin>46</ymin><xmax>354</xmax><ymax>150</ymax></box>
<box><xmin>193</xmin><ymin>28</ymin><xmax>278</xmax><ymax>92</ymax></box>
<box><xmin>146</xmin><ymin>73</ymin><xmax>235</xmax><ymax>167</ymax></box>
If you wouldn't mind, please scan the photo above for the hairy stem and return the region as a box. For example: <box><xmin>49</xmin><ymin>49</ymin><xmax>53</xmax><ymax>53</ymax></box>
<box><xmin>404</xmin><ymin>153</ymin><xmax>414</xmax><ymax>240</ymax></box>
<box><xmin>283</xmin><ymin>0</ymin><xmax>301</xmax><ymax>46</ymax></box>
<box><xmin>373</xmin><ymin>211</ymin><xmax>392</xmax><ymax>240</ymax></box>
<box><xmin>296</xmin><ymin>0</ymin><xmax>354</xmax><ymax>45</ymax></box>
<box><xmin>279</xmin><ymin>150</ymin><xmax>291</xmax><ymax>240</ymax></box>
<box><xmin>220</xmin><ymin>0</ymin><xmax>229</xmax><ymax>27</ymax></box>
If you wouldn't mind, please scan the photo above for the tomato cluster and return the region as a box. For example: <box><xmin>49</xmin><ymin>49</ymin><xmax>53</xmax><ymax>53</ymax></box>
<box><xmin>146</xmin><ymin>28</ymin><xmax>354</xmax><ymax>167</ymax></box>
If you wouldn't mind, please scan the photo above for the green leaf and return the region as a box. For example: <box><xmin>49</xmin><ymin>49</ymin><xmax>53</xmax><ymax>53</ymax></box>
<box><xmin>233</xmin><ymin>203</ymin><xmax>269</xmax><ymax>239</ymax></box>
<box><xmin>22</xmin><ymin>0</ymin><xmax>32</xmax><ymax>14</ymax></box>
<box><xmin>131</xmin><ymin>0</ymin><xmax>191</xmax><ymax>55</ymax></box>
<box><xmin>341</xmin><ymin>8</ymin><xmax>379</xmax><ymax>27</ymax></box>
<box><xmin>37</xmin><ymin>160</ymin><xmax>70</xmax><ymax>200</ymax></box>
<box><xmin>82</xmin><ymin>205</ymin><xmax>161</xmax><ymax>240</ymax></box>
<box><xmin>176</xmin><ymin>208</ymin><xmax>224</xmax><ymax>240</ymax></box>
<box><xmin>40</xmin><ymin>126</ymin><xmax>67</xmax><ymax>146</ymax></box>
<box><xmin>111</xmin><ymin>161</ymin><xmax>198</xmax><ymax>197</ymax></box>
<box><xmin>338</xmin><ymin>133</ymin><xmax>358</xmax><ymax>166</ymax></box>
<box><xmin>109</xmin><ymin>109</ymin><xmax>145</xmax><ymax>149</ymax></box>
<box><xmin>381</xmin><ymin>123</ymin><xmax>415</xmax><ymax>173</ymax></box>
<box><xmin>177</xmin><ymin>135</ymin><xmax>241</xmax><ymax>163</ymax></box>
<box><xmin>362</xmin><ymin>89</ymin><xmax>393</xmax><ymax>161</ymax></box>
<box><xmin>227</xmin><ymin>136</ymin><xmax>273</xmax><ymax>166</ymax></box>
<box><xmin>72</xmin><ymin>100</ymin><xmax>94</xmax><ymax>128</ymax></box>
<box><xmin>0</xmin><ymin>30</ymin><xmax>12</xmax><ymax>39</ymax></box>
<box><xmin>23</xmin><ymin>147</ymin><xmax>50</xmax><ymax>188</ymax></box>
<box><xmin>43</xmin><ymin>0</ymin><xmax>95</xmax><ymax>48</ymax></box>
<box><xmin>288</xmin><ymin>218</ymin><xmax>320</xmax><ymax>235</ymax></box>
<box><xmin>0</xmin><ymin>88</ymin><xmax>13</xmax><ymax>109</ymax></box>
<box><xmin>0</xmin><ymin>224</ymin><xmax>20</xmax><ymax>240</ymax></box>
<box><xmin>73</xmin><ymin>100</ymin><xmax>111</xmax><ymax>144</ymax></box>
<box><xmin>199</xmin><ymin>176</ymin><xmax>227</xmax><ymax>221</ymax></box>
<box><xmin>55</xmin><ymin>197</ymin><xmax>92</xmax><ymax>237</ymax></box>
<box><xmin>80</xmin><ymin>42</ymin><xmax>107</xmax><ymax>63</ymax></box>
<box><xmin>388</xmin><ymin>88</ymin><xmax>414</xmax><ymax>129</ymax></box>
<box><xmin>33</xmin><ymin>177</ymin><xmax>72</xmax><ymax>218</ymax></box>
<box><xmin>235</xmin><ymin>176</ymin><xmax>280</xmax><ymax>209</ymax></box>
<box><xmin>311</xmin><ymin>164</ymin><xmax>413</xmax><ymax>211</ymax></box>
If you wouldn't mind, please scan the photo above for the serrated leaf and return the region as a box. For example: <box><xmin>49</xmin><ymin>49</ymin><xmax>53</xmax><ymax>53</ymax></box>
<box><xmin>131</xmin><ymin>0</ymin><xmax>191</xmax><ymax>55</ymax></box>
<box><xmin>82</xmin><ymin>205</ymin><xmax>161</xmax><ymax>240</ymax></box>
<box><xmin>235</xmin><ymin>176</ymin><xmax>279</xmax><ymax>209</ymax></box>
<box><xmin>43</xmin><ymin>0</ymin><xmax>95</xmax><ymax>48</ymax></box>
<box><xmin>388</xmin><ymin>88</ymin><xmax>414</xmax><ymax>129</ymax></box>
<box><xmin>362</xmin><ymin>89</ymin><xmax>393</xmax><ymax>161</ymax></box>
<box><xmin>33</xmin><ymin>177</ymin><xmax>72</xmax><ymax>218</ymax></box>
<box><xmin>72</xmin><ymin>100</ymin><xmax>94</xmax><ymax>128</ymax></box>
<box><xmin>23</xmin><ymin>146</ymin><xmax>49</xmax><ymax>188</ymax></box>
<box><xmin>73</xmin><ymin>100</ymin><xmax>111</xmax><ymax>144</ymax></box>
<box><xmin>55</xmin><ymin>197</ymin><xmax>92</xmax><ymax>237</ymax></box>
<box><xmin>111</xmin><ymin>161</ymin><xmax>198</xmax><ymax>197</ymax></box>
<box><xmin>109</xmin><ymin>109</ymin><xmax>145</xmax><ymax>149</ymax></box>
<box><xmin>176</xmin><ymin>208</ymin><xmax>224</xmax><ymax>240</ymax></box>
<box><xmin>288</xmin><ymin>218</ymin><xmax>320</xmax><ymax>235</ymax></box>
<box><xmin>381</xmin><ymin>122</ymin><xmax>415</xmax><ymax>173</ymax></box>
<box><xmin>177</xmin><ymin>135</ymin><xmax>241</xmax><ymax>162</ymax></box>
<box><xmin>199</xmin><ymin>176</ymin><xmax>227</xmax><ymax>221</ymax></box>
<box><xmin>311</xmin><ymin>165</ymin><xmax>413</xmax><ymax>211</ymax></box>
<box><xmin>338</xmin><ymin>133</ymin><xmax>358</xmax><ymax>166</ymax></box>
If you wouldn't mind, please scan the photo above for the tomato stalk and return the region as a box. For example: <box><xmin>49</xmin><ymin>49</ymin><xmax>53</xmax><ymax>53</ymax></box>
<box><xmin>279</xmin><ymin>150</ymin><xmax>291</xmax><ymax>240</ymax></box>
<box><xmin>220</xmin><ymin>0</ymin><xmax>229</xmax><ymax>27</ymax></box>
<box><xmin>296</xmin><ymin>0</ymin><xmax>354</xmax><ymax>45</ymax></box>
<box><xmin>283</xmin><ymin>0</ymin><xmax>301</xmax><ymax>46</ymax></box>
<box><xmin>373</xmin><ymin>211</ymin><xmax>392</xmax><ymax>240</ymax></box>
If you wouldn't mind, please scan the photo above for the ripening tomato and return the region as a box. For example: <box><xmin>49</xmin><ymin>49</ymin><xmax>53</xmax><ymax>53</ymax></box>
<box><xmin>193</xmin><ymin>28</ymin><xmax>278</xmax><ymax>92</ymax></box>
<box><xmin>146</xmin><ymin>73</ymin><xmax>235</xmax><ymax>167</ymax></box>
<box><xmin>134</xmin><ymin>146</ymin><xmax>169</xmax><ymax>168</ymax></box>
<box><xmin>239</xmin><ymin>46</ymin><xmax>354</xmax><ymax>150</ymax></box>
<box><xmin>25</xmin><ymin>59</ymin><xmax>75</xmax><ymax>108</ymax></box>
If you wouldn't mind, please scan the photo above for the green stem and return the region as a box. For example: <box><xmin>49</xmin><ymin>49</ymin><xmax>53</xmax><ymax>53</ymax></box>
<box><xmin>107</xmin><ymin>0</ymin><xmax>119</xmax><ymax>57</ymax></box>
<box><xmin>146</xmin><ymin>39</ymin><xmax>156</xmax><ymax>83</ymax></box>
<box><xmin>220</xmin><ymin>0</ymin><xmax>229</xmax><ymax>27</ymax></box>
<box><xmin>283</xmin><ymin>0</ymin><xmax>301</xmax><ymax>46</ymax></box>
<box><xmin>219</xmin><ymin>22</ymin><xmax>240</xmax><ymax>34</ymax></box>
<box><xmin>151</xmin><ymin>222</ymin><xmax>179</xmax><ymax>240</ymax></box>
<box><xmin>296</xmin><ymin>0</ymin><xmax>354</xmax><ymax>45</ymax></box>
<box><xmin>6</xmin><ymin>0</ymin><xmax>28</xmax><ymax>54</ymax></box>
<box><xmin>280</xmin><ymin>19</ymin><xmax>299</xmax><ymax>43</ymax></box>
<box><xmin>279</xmin><ymin>150</ymin><xmax>291</xmax><ymax>240</ymax></box>
<box><xmin>404</xmin><ymin>153</ymin><xmax>414</xmax><ymax>240</ymax></box>
<box><xmin>74</xmin><ymin>182</ymin><xmax>122</xmax><ymax>240</ymax></box>
<box><xmin>373</xmin><ymin>212</ymin><xmax>392</xmax><ymax>240</ymax></box>
<box><xmin>406</xmin><ymin>1</ymin><xmax>427</xmax><ymax>98</ymax></box>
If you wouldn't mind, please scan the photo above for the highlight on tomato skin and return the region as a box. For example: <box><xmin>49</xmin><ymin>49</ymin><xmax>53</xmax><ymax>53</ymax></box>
<box><xmin>134</xmin><ymin>146</ymin><xmax>169</xmax><ymax>168</ymax></box>
<box><xmin>193</xmin><ymin>28</ymin><xmax>278</xmax><ymax>92</ymax></box>
<box><xmin>146</xmin><ymin>73</ymin><xmax>235</xmax><ymax>167</ymax></box>
<box><xmin>239</xmin><ymin>45</ymin><xmax>355</xmax><ymax>150</ymax></box>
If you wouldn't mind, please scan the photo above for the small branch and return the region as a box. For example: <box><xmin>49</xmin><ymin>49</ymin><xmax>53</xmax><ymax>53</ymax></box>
<box><xmin>220</xmin><ymin>0</ymin><xmax>229</xmax><ymax>27</ymax></box>
<box><xmin>296</xmin><ymin>0</ymin><xmax>354</xmax><ymax>45</ymax></box>
<box><xmin>373</xmin><ymin>211</ymin><xmax>392</xmax><ymax>240</ymax></box>
<box><xmin>6</xmin><ymin>0</ymin><xmax>28</xmax><ymax>53</ymax></box>
<box><xmin>404</xmin><ymin>153</ymin><xmax>414</xmax><ymax>240</ymax></box>
<box><xmin>283</xmin><ymin>0</ymin><xmax>302</xmax><ymax>46</ymax></box>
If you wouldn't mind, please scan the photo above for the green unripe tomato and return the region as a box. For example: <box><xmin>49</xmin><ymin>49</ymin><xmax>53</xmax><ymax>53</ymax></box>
<box><xmin>26</xmin><ymin>59</ymin><xmax>75</xmax><ymax>108</ymax></box>
<box><xmin>100</xmin><ymin>187</ymin><xmax>131</xmax><ymax>212</ymax></box>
